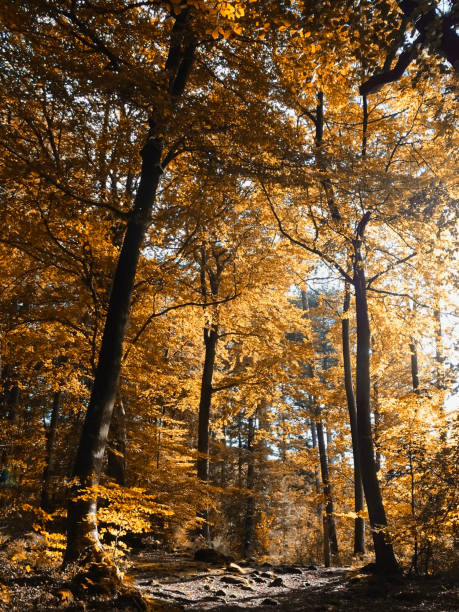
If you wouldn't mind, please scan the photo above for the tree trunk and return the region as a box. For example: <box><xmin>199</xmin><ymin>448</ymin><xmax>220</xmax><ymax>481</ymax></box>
<box><xmin>341</xmin><ymin>282</ymin><xmax>366</xmax><ymax>555</ymax></box>
<box><xmin>353</xmin><ymin>215</ymin><xmax>399</xmax><ymax>573</ymax></box>
<box><xmin>316</xmin><ymin>420</ymin><xmax>339</xmax><ymax>565</ymax></box>
<box><xmin>196</xmin><ymin>324</ymin><xmax>218</xmax><ymax>542</ymax></box>
<box><xmin>63</xmin><ymin>11</ymin><xmax>195</xmax><ymax>565</ymax></box>
<box><xmin>41</xmin><ymin>391</ymin><xmax>63</xmax><ymax>511</ymax></box>
<box><xmin>106</xmin><ymin>399</ymin><xmax>126</xmax><ymax>486</ymax></box>
<box><xmin>7</xmin><ymin>384</ymin><xmax>20</xmax><ymax>424</ymax></box>
<box><xmin>220</xmin><ymin>426</ymin><xmax>227</xmax><ymax>489</ymax></box>
<box><xmin>409</xmin><ymin>339</ymin><xmax>420</xmax><ymax>572</ymax></box>
<box><xmin>65</xmin><ymin>137</ymin><xmax>163</xmax><ymax>564</ymax></box>
<box><xmin>243</xmin><ymin>414</ymin><xmax>256</xmax><ymax>558</ymax></box>
<box><xmin>310</xmin><ymin>420</ymin><xmax>321</xmax><ymax>492</ymax></box>
<box><xmin>310</xmin><ymin>420</ymin><xmax>324</xmax><ymax>562</ymax></box>
<box><xmin>237</xmin><ymin>417</ymin><xmax>243</xmax><ymax>489</ymax></box>
<box><xmin>410</xmin><ymin>340</ymin><xmax>420</xmax><ymax>392</ymax></box>
<box><xmin>433</xmin><ymin>307</ymin><xmax>446</xmax><ymax>390</ymax></box>
<box><xmin>373</xmin><ymin>381</ymin><xmax>382</xmax><ymax>473</ymax></box>
<box><xmin>315</xmin><ymin>92</ymin><xmax>341</xmax><ymax>221</ymax></box>
<box><xmin>156</xmin><ymin>404</ymin><xmax>165</xmax><ymax>470</ymax></box>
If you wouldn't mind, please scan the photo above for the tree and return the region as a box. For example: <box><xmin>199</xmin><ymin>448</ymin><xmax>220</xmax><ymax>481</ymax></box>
<box><xmin>257</xmin><ymin>26</ymin><xmax>455</xmax><ymax>564</ymax></box>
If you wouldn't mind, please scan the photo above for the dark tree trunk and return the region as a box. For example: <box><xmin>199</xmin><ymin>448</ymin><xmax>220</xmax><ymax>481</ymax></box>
<box><xmin>243</xmin><ymin>414</ymin><xmax>256</xmax><ymax>558</ymax></box>
<box><xmin>237</xmin><ymin>418</ymin><xmax>243</xmax><ymax>489</ymax></box>
<box><xmin>315</xmin><ymin>92</ymin><xmax>341</xmax><ymax>221</ymax></box>
<box><xmin>409</xmin><ymin>337</ymin><xmax>420</xmax><ymax>572</ymax></box>
<box><xmin>156</xmin><ymin>405</ymin><xmax>165</xmax><ymax>470</ymax></box>
<box><xmin>316</xmin><ymin>421</ymin><xmax>339</xmax><ymax>565</ymax></box>
<box><xmin>310</xmin><ymin>420</ymin><xmax>324</xmax><ymax>563</ymax></box>
<box><xmin>7</xmin><ymin>384</ymin><xmax>20</xmax><ymax>423</ymax></box>
<box><xmin>196</xmin><ymin>324</ymin><xmax>218</xmax><ymax>541</ymax></box>
<box><xmin>410</xmin><ymin>340</ymin><xmax>419</xmax><ymax>392</ymax></box>
<box><xmin>196</xmin><ymin>325</ymin><xmax>219</xmax><ymax>479</ymax></box>
<box><xmin>434</xmin><ymin>307</ymin><xmax>445</xmax><ymax>390</ymax></box>
<box><xmin>341</xmin><ymin>283</ymin><xmax>366</xmax><ymax>555</ymax></box>
<box><xmin>65</xmin><ymin>143</ymin><xmax>161</xmax><ymax>562</ymax></box>
<box><xmin>63</xmin><ymin>11</ymin><xmax>195</xmax><ymax>565</ymax></box>
<box><xmin>310</xmin><ymin>420</ymin><xmax>321</xmax><ymax>492</ymax></box>
<box><xmin>220</xmin><ymin>426</ymin><xmax>227</xmax><ymax>489</ymax></box>
<box><xmin>64</xmin><ymin>136</ymin><xmax>164</xmax><ymax>564</ymax></box>
<box><xmin>106</xmin><ymin>399</ymin><xmax>126</xmax><ymax>486</ymax></box>
<box><xmin>41</xmin><ymin>391</ymin><xmax>63</xmax><ymax>511</ymax></box>
<box><xmin>353</xmin><ymin>213</ymin><xmax>399</xmax><ymax>573</ymax></box>
<box><xmin>373</xmin><ymin>381</ymin><xmax>382</xmax><ymax>473</ymax></box>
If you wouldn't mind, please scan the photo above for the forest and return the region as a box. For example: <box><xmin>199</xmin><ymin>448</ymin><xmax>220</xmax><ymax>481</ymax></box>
<box><xmin>0</xmin><ymin>0</ymin><xmax>458</xmax><ymax>610</ymax></box>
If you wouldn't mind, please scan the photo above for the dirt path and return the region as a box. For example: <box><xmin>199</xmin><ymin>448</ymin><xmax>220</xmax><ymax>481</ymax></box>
<box><xmin>130</xmin><ymin>552</ymin><xmax>459</xmax><ymax>611</ymax></box>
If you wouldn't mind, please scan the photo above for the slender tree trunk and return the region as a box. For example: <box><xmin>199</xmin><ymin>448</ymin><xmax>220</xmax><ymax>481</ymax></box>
<box><xmin>410</xmin><ymin>340</ymin><xmax>420</xmax><ymax>392</ymax></box>
<box><xmin>341</xmin><ymin>283</ymin><xmax>366</xmax><ymax>555</ymax></box>
<box><xmin>373</xmin><ymin>381</ymin><xmax>382</xmax><ymax>473</ymax></box>
<box><xmin>220</xmin><ymin>426</ymin><xmax>226</xmax><ymax>489</ymax></box>
<box><xmin>353</xmin><ymin>214</ymin><xmax>399</xmax><ymax>573</ymax></box>
<box><xmin>409</xmin><ymin>339</ymin><xmax>419</xmax><ymax>573</ymax></box>
<box><xmin>408</xmin><ymin>445</ymin><xmax>418</xmax><ymax>573</ymax></box>
<box><xmin>237</xmin><ymin>418</ymin><xmax>243</xmax><ymax>489</ymax></box>
<box><xmin>106</xmin><ymin>399</ymin><xmax>126</xmax><ymax>486</ymax></box>
<box><xmin>434</xmin><ymin>307</ymin><xmax>446</xmax><ymax>391</ymax></box>
<box><xmin>310</xmin><ymin>420</ymin><xmax>321</xmax><ymax>492</ymax></box>
<box><xmin>310</xmin><ymin>420</ymin><xmax>324</xmax><ymax>563</ymax></box>
<box><xmin>7</xmin><ymin>384</ymin><xmax>20</xmax><ymax>423</ymax></box>
<box><xmin>196</xmin><ymin>324</ymin><xmax>218</xmax><ymax>542</ymax></box>
<box><xmin>41</xmin><ymin>391</ymin><xmax>63</xmax><ymax>511</ymax></box>
<box><xmin>156</xmin><ymin>404</ymin><xmax>165</xmax><ymax>470</ymax></box>
<box><xmin>243</xmin><ymin>414</ymin><xmax>256</xmax><ymax>558</ymax></box>
<box><xmin>280</xmin><ymin>412</ymin><xmax>287</xmax><ymax>462</ymax></box>
<box><xmin>316</xmin><ymin>420</ymin><xmax>339</xmax><ymax>565</ymax></box>
<box><xmin>315</xmin><ymin>92</ymin><xmax>341</xmax><ymax>221</ymax></box>
<box><xmin>63</xmin><ymin>12</ymin><xmax>195</xmax><ymax>564</ymax></box>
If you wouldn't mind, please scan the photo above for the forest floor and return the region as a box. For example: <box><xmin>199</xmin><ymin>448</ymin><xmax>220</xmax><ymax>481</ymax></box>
<box><xmin>1</xmin><ymin>549</ymin><xmax>458</xmax><ymax>611</ymax></box>
<box><xmin>131</xmin><ymin>551</ymin><xmax>459</xmax><ymax>611</ymax></box>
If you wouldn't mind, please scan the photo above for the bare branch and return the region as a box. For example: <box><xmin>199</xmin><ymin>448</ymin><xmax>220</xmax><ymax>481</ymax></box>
<box><xmin>259</xmin><ymin>180</ymin><xmax>353</xmax><ymax>284</ymax></box>
<box><xmin>123</xmin><ymin>292</ymin><xmax>241</xmax><ymax>362</ymax></box>
<box><xmin>367</xmin><ymin>251</ymin><xmax>417</xmax><ymax>287</ymax></box>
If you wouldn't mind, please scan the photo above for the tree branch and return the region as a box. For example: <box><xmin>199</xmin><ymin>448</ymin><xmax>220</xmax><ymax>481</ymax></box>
<box><xmin>122</xmin><ymin>292</ymin><xmax>241</xmax><ymax>362</ymax></box>
<box><xmin>367</xmin><ymin>251</ymin><xmax>417</xmax><ymax>287</ymax></box>
<box><xmin>259</xmin><ymin>180</ymin><xmax>353</xmax><ymax>284</ymax></box>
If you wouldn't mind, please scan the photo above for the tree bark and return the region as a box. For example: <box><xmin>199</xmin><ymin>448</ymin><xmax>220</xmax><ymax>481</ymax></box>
<box><xmin>341</xmin><ymin>283</ymin><xmax>366</xmax><ymax>555</ymax></box>
<box><xmin>41</xmin><ymin>391</ymin><xmax>63</xmax><ymax>511</ymax></box>
<box><xmin>243</xmin><ymin>414</ymin><xmax>256</xmax><ymax>558</ymax></box>
<box><xmin>433</xmin><ymin>307</ymin><xmax>445</xmax><ymax>390</ymax></box>
<box><xmin>315</xmin><ymin>92</ymin><xmax>341</xmax><ymax>221</ymax></box>
<box><xmin>316</xmin><ymin>420</ymin><xmax>339</xmax><ymax>565</ymax></box>
<box><xmin>219</xmin><ymin>426</ymin><xmax>227</xmax><ymax>489</ymax></box>
<box><xmin>196</xmin><ymin>324</ymin><xmax>218</xmax><ymax>541</ymax></box>
<box><xmin>7</xmin><ymin>384</ymin><xmax>20</xmax><ymax>423</ymax></box>
<box><xmin>64</xmin><ymin>10</ymin><xmax>196</xmax><ymax>564</ymax></box>
<box><xmin>106</xmin><ymin>399</ymin><xmax>126</xmax><ymax>486</ymax></box>
<box><xmin>353</xmin><ymin>213</ymin><xmax>399</xmax><ymax>573</ymax></box>
<box><xmin>410</xmin><ymin>340</ymin><xmax>419</xmax><ymax>392</ymax></box>
<box><xmin>409</xmin><ymin>339</ymin><xmax>420</xmax><ymax>573</ymax></box>
<box><xmin>237</xmin><ymin>417</ymin><xmax>243</xmax><ymax>490</ymax></box>
<box><xmin>309</xmin><ymin>420</ymin><xmax>321</xmax><ymax>492</ymax></box>
<box><xmin>373</xmin><ymin>381</ymin><xmax>382</xmax><ymax>473</ymax></box>
<box><xmin>310</xmin><ymin>420</ymin><xmax>324</xmax><ymax>563</ymax></box>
